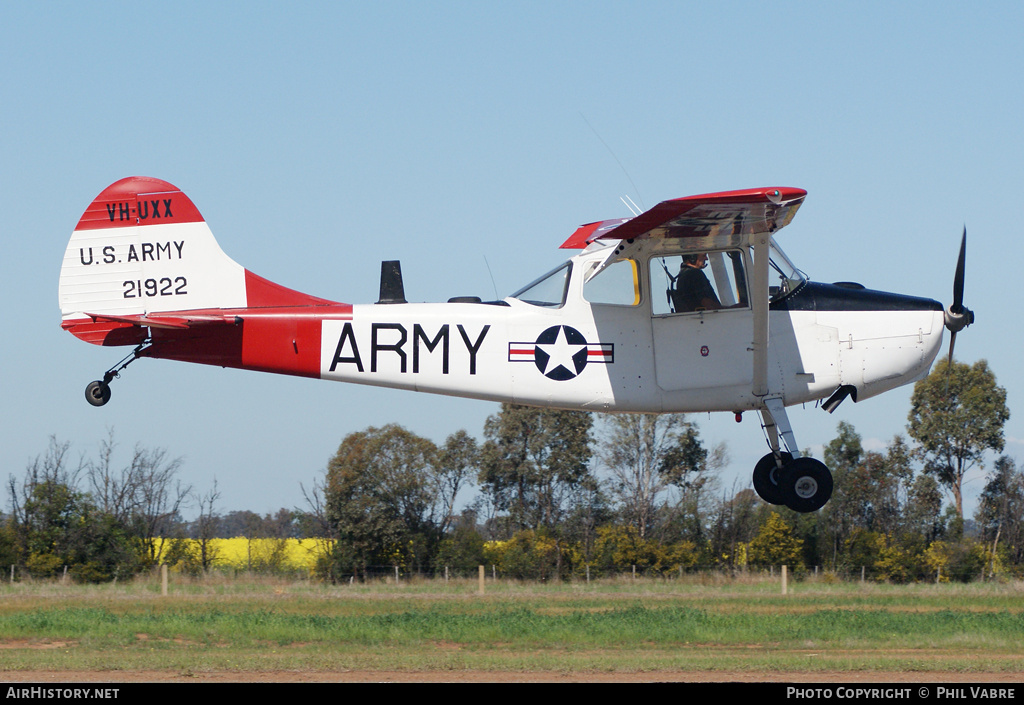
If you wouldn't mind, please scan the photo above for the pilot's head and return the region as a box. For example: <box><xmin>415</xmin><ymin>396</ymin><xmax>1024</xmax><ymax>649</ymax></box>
<box><xmin>683</xmin><ymin>253</ymin><xmax>708</xmax><ymax>269</ymax></box>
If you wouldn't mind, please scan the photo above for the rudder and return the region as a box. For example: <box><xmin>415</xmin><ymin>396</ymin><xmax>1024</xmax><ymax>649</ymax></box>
<box><xmin>59</xmin><ymin>177</ymin><xmax>249</xmax><ymax>345</ymax></box>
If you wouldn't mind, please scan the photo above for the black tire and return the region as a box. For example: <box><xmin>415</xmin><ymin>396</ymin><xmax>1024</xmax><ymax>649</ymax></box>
<box><xmin>752</xmin><ymin>452</ymin><xmax>792</xmax><ymax>505</ymax></box>
<box><xmin>781</xmin><ymin>457</ymin><xmax>833</xmax><ymax>513</ymax></box>
<box><xmin>85</xmin><ymin>380</ymin><xmax>111</xmax><ymax>407</ymax></box>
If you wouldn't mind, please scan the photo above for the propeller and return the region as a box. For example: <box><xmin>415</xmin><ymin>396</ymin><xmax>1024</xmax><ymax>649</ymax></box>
<box><xmin>943</xmin><ymin>226</ymin><xmax>975</xmax><ymax>378</ymax></box>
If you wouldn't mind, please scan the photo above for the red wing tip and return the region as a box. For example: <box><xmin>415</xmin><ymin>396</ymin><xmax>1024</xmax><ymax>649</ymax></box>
<box><xmin>667</xmin><ymin>186</ymin><xmax>807</xmax><ymax>204</ymax></box>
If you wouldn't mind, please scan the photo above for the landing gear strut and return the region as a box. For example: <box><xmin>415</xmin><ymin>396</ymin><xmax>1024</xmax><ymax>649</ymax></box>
<box><xmin>752</xmin><ymin>399</ymin><xmax>833</xmax><ymax>513</ymax></box>
<box><xmin>84</xmin><ymin>342</ymin><xmax>150</xmax><ymax>407</ymax></box>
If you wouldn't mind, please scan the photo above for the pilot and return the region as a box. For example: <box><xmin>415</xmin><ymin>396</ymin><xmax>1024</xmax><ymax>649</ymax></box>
<box><xmin>672</xmin><ymin>253</ymin><xmax>721</xmax><ymax>312</ymax></box>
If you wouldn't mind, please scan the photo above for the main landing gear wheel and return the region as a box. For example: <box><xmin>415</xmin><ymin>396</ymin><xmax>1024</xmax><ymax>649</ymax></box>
<box><xmin>85</xmin><ymin>380</ymin><xmax>112</xmax><ymax>407</ymax></box>
<box><xmin>780</xmin><ymin>457</ymin><xmax>833</xmax><ymax>513</ymax></box>
<box><xmin>752</xmin><ymin>452</ymin><xmax>792</xmax><ymax>506</ymax></box>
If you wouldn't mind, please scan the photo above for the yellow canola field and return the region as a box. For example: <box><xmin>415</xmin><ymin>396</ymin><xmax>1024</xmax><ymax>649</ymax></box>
<box><xmin>159</xmin><ymin>538</ymin><xmax>330</xmax><ymax>573</ymax></box>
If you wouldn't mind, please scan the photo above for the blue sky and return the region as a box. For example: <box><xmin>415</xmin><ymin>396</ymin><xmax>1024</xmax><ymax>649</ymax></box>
<box><xmin>2</xmin><ymin>1</ymin><xmax>1021</xmax><ymax>519</ymax></box>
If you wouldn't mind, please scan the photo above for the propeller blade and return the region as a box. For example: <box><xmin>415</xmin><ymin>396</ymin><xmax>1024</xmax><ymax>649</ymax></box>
<box><xmin>945</xmin><ymin>227</ymin><xmax>967</xmax><ymax>396</ymax></box>
<box><xmin>945</xmin><ymin>331</ymin><xmax>957</xmax><ymax>397</ymax></box>
<box><xmin>951</xmin><ymin>226</ymin><xmax>966</xmax><ymax>313</ymax></box>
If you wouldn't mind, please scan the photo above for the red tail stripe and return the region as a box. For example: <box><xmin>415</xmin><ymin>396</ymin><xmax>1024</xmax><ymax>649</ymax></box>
<box><xmin>74</xmin><ymin>176</ymin><xmax>204</xmax><ymax>231</ymax></box>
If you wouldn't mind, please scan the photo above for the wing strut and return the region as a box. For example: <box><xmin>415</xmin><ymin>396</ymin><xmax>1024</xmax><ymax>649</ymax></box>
<box><xmin>751</xmin><ymin>235</ymin><xmax>771</xmax><ymax>397</ymax></box>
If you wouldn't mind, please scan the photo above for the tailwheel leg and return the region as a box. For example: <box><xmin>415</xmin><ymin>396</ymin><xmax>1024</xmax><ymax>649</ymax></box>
<box><xmin>84</xmin><ymin>342</ymin><xmax>150</xmax><ymax>407</ymax></box>
<box><xmin>753</xmin><ymin>398</ymin><xmax>834</xmax><ymax>512</ymax></box>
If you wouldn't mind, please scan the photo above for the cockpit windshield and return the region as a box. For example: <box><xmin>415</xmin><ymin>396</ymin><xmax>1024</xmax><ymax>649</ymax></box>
<box><xmin>510</xmin><ymin>262</ymin><xmax>571</xmax><ymax>307</ymax></box>
<box><xmin>769</xmin><ymin>241</ymin><xmax>807</xmax><ymax>302</ymax></box>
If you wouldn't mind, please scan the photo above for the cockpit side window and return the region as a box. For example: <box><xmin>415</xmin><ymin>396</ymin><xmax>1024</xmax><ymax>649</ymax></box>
<box><xmin>510</xmin><ymin>262</ymin><xmax>572</xmax><ymax>308</ymax></box>
<box><xmin>583</xmin><ymin>259</ymin><xmax>640</xmax><ymax>306</ymax></box>
<box><xmin>650</xmin><ymin>250</ymin><xmax>749</xmax><ymax>315</ymax></box>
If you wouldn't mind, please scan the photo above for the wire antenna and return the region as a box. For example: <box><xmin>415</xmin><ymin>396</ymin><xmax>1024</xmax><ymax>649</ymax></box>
<box><xmin>580</xmin><ymin>112</ymin><xmax>645</xmax><ymax>211</ymax></box>
<box><xmin>483</xmin><ymin>255</ymin><xmax>499</xmax><ymax>300</ymax></box>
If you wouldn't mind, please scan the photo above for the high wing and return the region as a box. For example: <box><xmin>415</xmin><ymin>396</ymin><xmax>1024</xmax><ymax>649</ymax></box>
<box><xmin>560</xmin><ymin>187</ymin><xmax>807</xmax><ymax>249</ymax></box>
<box><xmin>562</xmin><ymin>187</ymin><xmax>807</xmax><ymax>407</ymax></box>
<box><xmin>560</xmin><ymin>218</ymin><xmax>632</xmax><ymax>249</ymax></box>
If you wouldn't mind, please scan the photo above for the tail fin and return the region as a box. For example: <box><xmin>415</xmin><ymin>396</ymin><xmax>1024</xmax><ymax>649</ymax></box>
<box><xmin>59</xmin><ymin>177</ymin><xmax>337</xmax><ymax>345</ymax></box>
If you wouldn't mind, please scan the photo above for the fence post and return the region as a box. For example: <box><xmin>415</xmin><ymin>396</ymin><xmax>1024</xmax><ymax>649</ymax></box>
<box><xmin>781</xmin><ymin>565</ymin><xmax>788</xmax><ymax>595</ymax></box>
<box><xmin>478</xmin><ymin>565</ymin><xmax>485</xmax><ymax>595</ymax></box>
<box><xmin>394</xmin><ymin>565</ymin><xmax>399</xmax><ymax>582</ymax></box>
<box><xmin>861</xmin><ymin>566</ymin><xmax>866</xmax><ymax>583</ymax></box>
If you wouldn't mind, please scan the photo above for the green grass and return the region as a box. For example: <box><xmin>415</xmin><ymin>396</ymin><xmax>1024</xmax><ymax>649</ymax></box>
<box><xmin>0</xmin><ymin>573</ymin><xmax>1022</xmax><ymax>677</ymax></box>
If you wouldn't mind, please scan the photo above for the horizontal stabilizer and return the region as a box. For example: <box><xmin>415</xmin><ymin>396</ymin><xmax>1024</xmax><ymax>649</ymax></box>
<box><xmin>78</xmin><ymin>312</ymin><xmax>242</xmax><ymax>330</ymax></box>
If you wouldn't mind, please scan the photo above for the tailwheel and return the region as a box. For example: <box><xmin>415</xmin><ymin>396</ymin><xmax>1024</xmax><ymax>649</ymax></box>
<box><xmin>83</xmin><ymin>342</ymin><xmax>150</xmax><ymax>407</ymax></box>
<box><xmin>752</xmin><ymin>451</ymin><xmax>792</xmax><ymax>505</ymax></box>
<box><xmin>85</xmin><ymin>380</ymin><xmax>112</xmax><ymax>407</ymax></box>
<box><xmin>780</xmin><ymin>457</ymin><xmax>833</xmax><ymax>513</ymax></box>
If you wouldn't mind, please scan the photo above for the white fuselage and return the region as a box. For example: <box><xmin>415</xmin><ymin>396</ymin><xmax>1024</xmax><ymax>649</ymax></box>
<box><xmin>318</xmin><ymin>245</ymin><xmax>944</xmax><ymax>414</ymax></box>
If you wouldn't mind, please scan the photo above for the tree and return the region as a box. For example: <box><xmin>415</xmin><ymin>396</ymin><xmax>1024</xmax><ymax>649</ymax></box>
<box><xmin>86</xmin><ymin>430</ymin><xmax>189</xmax><ymax>567</ymax></box>
<box><xmin>871</xmin><ymin>436</ymin><xmax>915</xmax><ymax>536</ymax></box>
<box><xmin>478</xmin><ymin>404</ymin><xmax>594</xmax><ymax>536</ymax></box>
<box><xmin>435</xmin><ymin>525</ymin><xmax>486</xmax><ymax>574</ymax></box>
<box><xmin>192</xmin><ymin>479</ymin><xmax>222</xmax><ymax>574</ymax></box>
<box><xmin>976</xmin><ymin>456</ymin><xmax>1024</xmax><ymax>568</ymax></box>
<box><xmin>659</xmin><ymin>425</ymin><xmax>726</xmax><ymax>546</ymax></box>
<box><xmin>598</xmin><ymin>413</ymin><xmax>710</xmax><ymax>539</ymax></box>
<box><xmin>8</xmin><ymin>438</ymin><xmax>79</xmax><ymax>563</ymax></box>
<box><xmin>818</xmin><ymin>422</ymin><xmax>926</xmax><ymax>566</ymax></box>
<box><xmin>818</xmin><ymin>421</ymin><xmax>866</xmax><ymax>563</ymax></box>
<box><xmin>908</xmin><ymin>359</ymin><xmax>1009</xmax><ymax>519</ymax></box>
<box><xmin>903</xmin><ymin>474</ymin><xmax>946</xmax><ymax>546</ymax></box>
<box><xmin>324</xmin><ymin>424</ymin><xmax>441</xmax><ymax>578</ymax></box>
<box><xmin>300</xmin><ymin>474</ymin><xmax>337</xmax><ymax>578</ymax></box>
<box><xmin>747</xmin><ymin>512</ymin><xmax>804</xmax><ymax>568</ymax></box>
<box><xmin>433</xmin><ymin>430</ymin><xmax>479</xmax><ymax>535</ymax></box>
<box><xmin>7</xmin><ymin>437</ymin><xmax>142</xmax><ymax>582</ymax></box>
<box><xmin>708</xmin><ymin>486</ymin><xmax>763</xmax><ymax>566</ymax></box>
